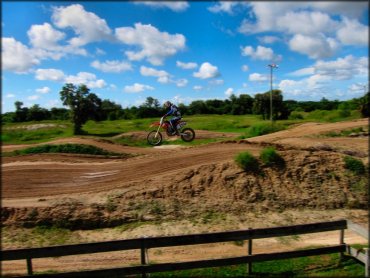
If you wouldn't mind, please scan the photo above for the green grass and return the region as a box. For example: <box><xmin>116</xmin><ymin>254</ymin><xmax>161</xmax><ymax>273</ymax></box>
<box><xmin>343</xmin><ymin>156</ymin><xmax>366</xmax><ymax>175</ymax></box>
<box><xmin>260</xmin><ymin>147</ymin><xmax>285</xmax><ymax>167</ymax></box>
<box><xmin>305</xmin><ymin>109</ymin><xmax>362</xmax><ymax>122</ymax></box>
<box><xmin>242</xmin><ymin>123</ymin><xmax>286</xmax><ymax>139</ymax></box>
<box><xmin>149</xmin><ymin>254</ymin><xmax>364</xmax><ymax>277</ymax></box>
<box><xmin>322</xmin><ymin>127</ymin><xmax>366</xmax><ymax>138</ymax></box>
<box><xmin>1</xmin><ymin>121</ymin><xmax>73</xmax><ymax>144</ymax></box>
<box><xmin>4</xmin><ymin>143</ymin><xmax>126</xmax><ymax>157</ymax></box>
<box><xmin>234</xmin><ymin>151</ymin><xmax>260</xmax><ymax>172</ymax></box>
<box><xmin>1</xmin><ymin>111</ymin><xmax>363</xmax><ymax>146</ymax></box>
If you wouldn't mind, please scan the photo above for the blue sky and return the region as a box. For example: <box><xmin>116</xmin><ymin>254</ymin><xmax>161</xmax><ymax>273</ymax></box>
<box><xmin>2</xmin><ymin>1</ymin><xmax>369</xmax><ymax>113</ymax></box>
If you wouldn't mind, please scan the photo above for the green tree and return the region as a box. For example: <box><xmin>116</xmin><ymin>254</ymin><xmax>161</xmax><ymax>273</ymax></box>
<box><xmin>60</xmin><ymin>83</ymin><xmax>102</xmax><ymax>135</ymax></box>
<box><xmin>253</xmin><ymin>90</ymin><xmax>284</xmax><ymax>120</ymax></box>
<box><xmin>50</xmin><ymin>107</ymin><xmax>70</xmax><ymax>120</ymax></box>
<box><xmin>27</xmin><ymin>104</ymin><xmax>50</xmax><ymax>121</ymax></box>
<box><xmin>14</xmin><ymin>101</ymin><xmax>28</xmax><ymax>122</ymax></box>
<box><xmin>188</xmin><ymin>100</ymin><xmax>208</xmax><ymax>115</ymax></box>
<box><xmin>136</xmin><ymin>97</ymin><xmax>161</xmax><ymax>118</ymax></box>
<box><xmin>359</xmin><ymin>92</ymin><xmax>369</xmax><ymax>117</ymax></box>
<box><xmin>230</xmin><ymin>94</ymin><xmax>254</xmax><ymax>115</ymax></box>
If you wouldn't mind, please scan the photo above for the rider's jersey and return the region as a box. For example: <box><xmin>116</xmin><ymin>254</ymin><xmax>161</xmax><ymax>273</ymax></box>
<box><xmin>165</xmin><ymin>104</ymin><xmax>181</xmax><ymax>118</ymax></box>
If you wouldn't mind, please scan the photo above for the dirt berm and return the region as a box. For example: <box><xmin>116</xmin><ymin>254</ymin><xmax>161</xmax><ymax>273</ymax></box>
<box><xmin>1</xmin><ymin>119</ymin><xmax>368</xmax><ymax>229</ymax></box>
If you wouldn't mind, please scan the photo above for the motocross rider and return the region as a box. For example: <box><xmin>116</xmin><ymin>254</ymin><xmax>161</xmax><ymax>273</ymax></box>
<box><xmin>163</xmin><ymin>101</ymin><xmax>181</xmax><ymax>135</ymax></box>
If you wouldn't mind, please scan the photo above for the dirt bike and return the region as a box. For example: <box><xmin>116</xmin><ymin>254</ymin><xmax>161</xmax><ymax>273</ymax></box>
<box><xmin>147</xmin><ymin>117</ymin><xmax>195</xmax><ymax>146</ymax></box>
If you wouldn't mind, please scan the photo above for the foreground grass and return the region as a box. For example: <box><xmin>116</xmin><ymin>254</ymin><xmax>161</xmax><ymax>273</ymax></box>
<box><xmin>149</xmin><ymin>254</ymin><xmax>363</xmax><ymax>277</ymax></box>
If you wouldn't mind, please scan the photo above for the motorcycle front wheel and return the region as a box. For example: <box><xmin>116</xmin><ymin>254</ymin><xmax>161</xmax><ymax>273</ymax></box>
<box><xmin>147</xmin><ymin>130</ymin><xmax>163</xmax><ymax>146</ymax></box>
<box><xmin>180</xmin><ymin>128</ymin><xmax>195</xmax><ymax>142</ymax></box>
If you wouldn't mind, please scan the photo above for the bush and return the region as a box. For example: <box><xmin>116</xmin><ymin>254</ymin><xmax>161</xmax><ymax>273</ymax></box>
<box><xmin>235</xmin><ymin>151</ymin><xmax>259</xmax><ymax>172</ymax></box>
<box><xmin>260</xmin><ymin>147</ymin><xmax>284</xmax><ymax>166</ymax></box>
<box><xmin>343</xmin><ymin>156</ymin><xmax>365</xmax><ymax>175</ymax></box>
<box><xmin>244</xmin><ymin>123</ymin><xmax>285</xmax><ymax>138</ymax></box>
<box><xmin>288</xmin><ymin>111</ymin><xmax>304</xmax><ymax>120</ymax></box>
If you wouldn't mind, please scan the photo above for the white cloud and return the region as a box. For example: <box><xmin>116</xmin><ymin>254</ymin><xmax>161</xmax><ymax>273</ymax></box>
<box><xmin>313</xmin><ymin>55</ymin><xmax>368</xmax><ymax>80</ymax></box>
<box><xmin>289</xmin><ymin>67</ymin><xmax>315</xmax><ymax>77</ymax></box>
<box><xmin>224</xmin><ymin>88</ymin><xmax>234</xmax><ymax>97</ymax></box>
<box><xmin>27</xmin><ymin>23</ymin><xmax>65</xmax><ymax>49</ymax></box>
<box><xmin>2</xmin><ymin>37</ymin><xmax>39</xmax><ymax>73</ymax></box>
<box><xmin>175</xmin><ymin>79</ymin><xmax>188</xmax><ymax>87</ymax></box>
<box><xmin>279</xmin><ymin>55</ymin><xmax>369</xmax><ymax>99</ymax></box>
<box><xmin>337</xmin><ymin>18</ymin><xmax>368</xmax><ymax>46</ymax></box>
<box><xmin>310</xmin><ymin>2</ymin><xmax>368</xmax><ymax>19</ymax></box>
<box><xmin>193</xmin><ymin>62</ymin><xmax>220</xmax><ymax>79</ymax></box>
<box><xmin>140</xmin><ymin>66</ymin><xmax>171</xmax><ymax>83</ymax></box>
<box><xmin>124</xmin><ymin>83</ymin><xmax>154</xmax><ymax>93</ymax></box>
<box><xmin>208</xmin><ymin>2</ymin><xmax>239</xmax><ymax>15</ymax></box>
<box><xmin>35</xmin><ymin>68</ymin><xmax>65</xmax><ymax>81</ymax></box>
<box><xmin>136</xmin><ymin>1</ymin><xmax>189</xmax><ymax>12</ymax></box>
<box><xmin>276</xmin><ymin>11</ymin><xmax>338</xmax><ymax>36</ymax></box>
<box><xmin>249</xmin><ymin>73</ymin><xmax>268</xmax><ymax>82</ymax></box>
<box><xmin>5</xmin><ymin>94</ymin><xmax>15</xmax><ymax>98</ymax></box>
<box><xmin>95</xmin><ymin>48</ymin><xmax>106</xmax><ymax>55</ymax></box>
<box><xmin>28</xmin><ymin>95</ymin><xmax>40</xmax><ymax>101</ymax></box>
<box><xmin>45</xmin><ymin>99</ymin><xmax>62</xmax><ymax>109</ymax></box>
<box><xmin>238</xmin><ymin>2</ymin><xmax>367</xmax><ymax>59</ymax></box>
<box><xmin>241</xmin><ymin>45</ymin><xmax>281</xmax><ymax>62</ymax></box>
<box><xmin>241</xmin><ymin>65</ymin><xmax>249</xmax><ymax>72</ymax></box>
<box><xmin>65</xmin><ymin>72</ymin><xmax>107</xmax><ymax>88</ymax></box>
<box><xmin>176</xmin><ymin>61</ymin><xmax>198</xmax><ymax>70</ymax></box>
<box><xmin>289</xmin><ymin>34</ymin><xmax>339</xmax><ymax>59</ymax></box>
<box><xmin>209</xmin><ymin>79</ymin><xmax>224</xmax><ymax>85</ymax></box>
<box><xmin>348</xmin><ymin>83</ymin><xmax>368</xmax><ymax>94</ymax></box>
<box><xmin>52</xmin><ymin>4</ymin><xmax>113</xmax><ymax>47</ymax></box>
<box><xmin>140</xmin><ymin>65</ymin><xmax>188</xmax><ymax>87</ymax></box>
<box><xmin>91</xmin><ymin>60</ymin><xmax>132</xmax><ymax>73</ymax></box>
<box><xmin>36</xmin><ymin>86</ymin><xmax>51</xmax><ymax>94</ymax></box>
<box><xmin>115</xmin><ymin>23</ymin><xmax>186</xmax><ymax>65</ymax></box>
<box><xmin>238</xmin><ymin>2</ymin><xmax>366</xmax><ymax>35</ymax></box>
<box><xmin>257</xmin><ymin>36</ymin><xmax>280</xmax><ymax>44</ymax></box>
<box><xmin>193</xmin><ymin>85</ymin><xmax>203</xmax><ymax>91</ymax></box>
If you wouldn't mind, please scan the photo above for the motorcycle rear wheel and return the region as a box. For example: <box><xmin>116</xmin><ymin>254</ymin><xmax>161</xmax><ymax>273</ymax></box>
<box><xmin>180</xmin><ymin>128</ymin><xmax>195</xmax><ymax>142</ymax></box>
<box><xmin>147</xmin><ymin>130</ymin><xmax>163</xmax><ymax>146</ymax></box>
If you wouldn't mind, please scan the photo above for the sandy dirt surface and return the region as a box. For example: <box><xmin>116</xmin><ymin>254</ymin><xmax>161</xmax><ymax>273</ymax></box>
<box><xmin>1</xmin><ymin>118</ymin><xmax>369</xmax><ymax>276</ymax></box>
<box><xmin>2</xmin><ymin>118</ymin><xmax>368</xmax><ymax>203</ymax></box>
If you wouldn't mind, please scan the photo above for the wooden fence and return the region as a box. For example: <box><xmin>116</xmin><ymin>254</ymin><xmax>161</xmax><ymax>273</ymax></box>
<box><xmin>1</xmin><ymin>219</ymin><xmax>368</xmax><ymax>277</ymax></box>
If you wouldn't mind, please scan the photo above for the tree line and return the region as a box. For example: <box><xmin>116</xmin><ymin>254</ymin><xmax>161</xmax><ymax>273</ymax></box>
<box><xmin>2</xmin><ymin>83</ymin><xmax>369</xmax><ymax>134</ymax></box>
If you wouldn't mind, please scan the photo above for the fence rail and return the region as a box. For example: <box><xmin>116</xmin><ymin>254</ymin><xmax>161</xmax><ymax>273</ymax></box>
<box><xmin>1</xmin><ymin>219</ymin><xmax>368</xmax><ymax>277</ymax></box>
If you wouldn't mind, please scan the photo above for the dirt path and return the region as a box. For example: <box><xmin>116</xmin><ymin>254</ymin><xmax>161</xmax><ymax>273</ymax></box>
<box><xmin>2</xmin><ymin>118</ymin><xmax>368</xmax><ymax>202</ymax></box>
<box><xmin>1</xmin><ymin>119</ymin><xmax>368</xmax><ymax>276</ymax></box>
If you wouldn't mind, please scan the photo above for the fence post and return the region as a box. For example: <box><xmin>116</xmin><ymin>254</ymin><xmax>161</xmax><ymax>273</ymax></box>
<box><xmin>365</xmin><ymin>248</ymin><xmax>369</xmax><ymax>278</ymax></box>
<box><xmin>247</xmin><ymin>227</ymin><xmax>253</xmax><ymax>275</ymax></box>
<box><xmin>339</xmin><ymin>229</ymin><xmax>345</xmax><ymax>261</ymax></box>
<box><xmin>26</xmin><ymin>258</ymin><xmax>33</xmax><ymax>275</ymax></box>
<box><xmin>141</xmin><ymin>237</ymin><xmax>149</xmax><ymax>278</ymax></box>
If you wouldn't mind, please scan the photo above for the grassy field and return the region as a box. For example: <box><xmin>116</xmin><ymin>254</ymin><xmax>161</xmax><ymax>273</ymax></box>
<box><xmin>1</xmin><ymin>110</ymin><xmax>362</xmax><ymax>146</ymax></box>
<box><xmin>149</xmin><ymin>253</ymin><xmax>364</xmax><ymax>277</ymax></box>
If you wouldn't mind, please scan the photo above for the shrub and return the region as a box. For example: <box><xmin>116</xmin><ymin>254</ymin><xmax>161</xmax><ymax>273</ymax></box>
<box><xmin>343</xmin><ymin>156</ymin><xmax>365</xmax><ymax>175</ymax></box>
<box><xmin>235</xmin><ymin>151</ymin><xmax>259</xmax><ymax>172</ymax></box>
<box><xmin>260</xmin><ymin>147</ymin><xmax>284</xmax><ymax>166</ymax></box>
<box><xmin>288</xmin><ymin>111</ymin><xmax>304</xmax><ymax>120</ymax></box>
<box><xmin>244</xmin><ymin>123</ymin><xmax>285</xmax><ymax>138</ymax></box>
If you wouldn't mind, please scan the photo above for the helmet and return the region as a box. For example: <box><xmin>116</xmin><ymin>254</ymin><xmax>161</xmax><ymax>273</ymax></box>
<box><xmin>164</xmin><ymin>101</ymin><xmax>172</xmax><ymax>108</ymax></box>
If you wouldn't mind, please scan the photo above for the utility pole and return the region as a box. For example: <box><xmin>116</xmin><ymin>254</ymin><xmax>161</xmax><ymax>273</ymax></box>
<box><xmin>268</xmin><ymin>64</ymin><xmax>278</xmax><ymax>123</ymax></box>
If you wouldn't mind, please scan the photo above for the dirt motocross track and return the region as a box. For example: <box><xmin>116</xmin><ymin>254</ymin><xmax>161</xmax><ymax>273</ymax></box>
<box><xmin>1</xmin><ymin>119</ymin><xmax>369</xmax><ymax>276</ymax></box>
<box><xmin>1</xmin><ymin>119</ymin><xmax>368</xmax><ymax>210</ymax></box>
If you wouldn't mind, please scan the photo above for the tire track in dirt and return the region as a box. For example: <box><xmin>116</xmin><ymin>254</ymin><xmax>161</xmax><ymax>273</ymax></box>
<box><xmin>2</xmin><ymin>143</ymin><xmax>260</xmax><ymax>199</ymax></box>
